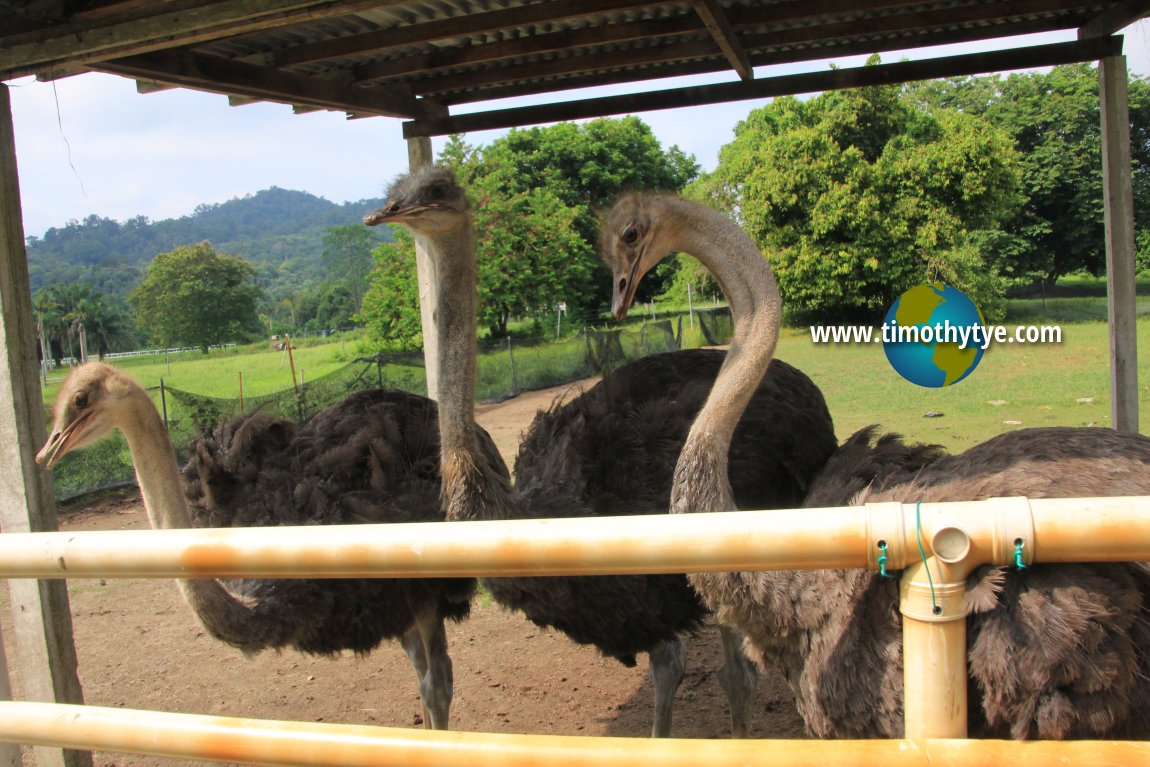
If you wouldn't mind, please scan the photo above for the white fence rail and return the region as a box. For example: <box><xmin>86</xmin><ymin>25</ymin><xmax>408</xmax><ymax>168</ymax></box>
<box><xmin>2</xmin><ymin>495</ymin><xmax>1150</xmax><ymax>765</ymax></box>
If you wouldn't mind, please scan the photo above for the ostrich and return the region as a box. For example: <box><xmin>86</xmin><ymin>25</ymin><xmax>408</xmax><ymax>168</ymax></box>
<box><xmin>364</xmin><ymin>168</ymin><xmax>837</xmax><ymax>738</ymax></box>
<box><xmin>602</xmin><ymin>193</ymin><xmax>1150</xmax><ymax>739</ymax></box>
<box><xmin>38</xmin><ymin>371</ymin><xmax>498</xmax><ymax>730</ymax></box>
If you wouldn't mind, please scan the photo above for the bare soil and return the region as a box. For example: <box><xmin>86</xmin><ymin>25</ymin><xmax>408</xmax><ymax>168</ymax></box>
<box><xmin>3</xmin><ymin>379</ymin><xmax>806</xmax><ymax>766</ymax></box>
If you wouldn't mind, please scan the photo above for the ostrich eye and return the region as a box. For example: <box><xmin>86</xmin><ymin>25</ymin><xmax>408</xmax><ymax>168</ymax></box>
<box><xmin>74</xmin><ymin>391</ymin><xmax>89</xmax><ymax>409</ymax></box>
<box><xmin>621</xmin><ymin>225</ymin><xmax>639</xmax><ymax>245</ymax></box>
<box><xmin>429</xmin><ymin>183</ymin><xmax>446</xmax><ymax>200</ymax></box>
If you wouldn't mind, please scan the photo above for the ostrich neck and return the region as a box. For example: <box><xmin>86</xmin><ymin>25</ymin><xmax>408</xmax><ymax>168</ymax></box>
<box><xmin>424</xmin><ymin>224</ymin><xmax>478</xmax><ymax>459</ymax></box>
<box><xmin>118</xmin><ymin>387</ymin><xmax>269</xmax><ymax>642</ymax></box>
<box><xmin>120</xmin><ymin>389</ymin><xmax>194</xmax><ymax>530</ymax></box>
<box><xmin>665</xmin><ymin>197</ymin><xmax>782</xmax><ymax>514</ymax></box>
<box><xmin>425</xmin><ymin>223</ymin><xmax>516</xmax><ymax>522</ymax></box>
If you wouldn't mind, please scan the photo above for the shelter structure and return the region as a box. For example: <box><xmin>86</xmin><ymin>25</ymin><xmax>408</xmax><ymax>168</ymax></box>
<box><xmin>0</xmin><ymin>2</ymin><xmax>1146</xmax><ymax>766</ymax></box>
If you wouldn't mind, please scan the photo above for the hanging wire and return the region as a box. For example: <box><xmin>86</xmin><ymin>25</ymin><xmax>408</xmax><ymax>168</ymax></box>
<box><xmin>915</xmin><ymin>501</ymin><xmax>941</xmax><ymax>615</ymax></box>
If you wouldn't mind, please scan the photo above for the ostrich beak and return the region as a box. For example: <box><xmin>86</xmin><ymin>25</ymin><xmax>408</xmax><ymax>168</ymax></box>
<box><xmin>363</xmin><ymin>202</ymin><xmax>440</xmax><ymax>226</ymax></box>
<box><xmin>611</xmin><ymin>256</ymin><xmax>644</xmax><ymax>322</ymax></box>
<box><xmin>36</xmin><ymin>413</ymin><xmax>93</xmax><ymax>470</ymax></box>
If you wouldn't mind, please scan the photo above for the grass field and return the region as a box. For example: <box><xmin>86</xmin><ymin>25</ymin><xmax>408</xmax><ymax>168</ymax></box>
<box><xmin>42</xmin><ymin>285</ymin><xmax>1149</xmax><ymax>458</ymax></box>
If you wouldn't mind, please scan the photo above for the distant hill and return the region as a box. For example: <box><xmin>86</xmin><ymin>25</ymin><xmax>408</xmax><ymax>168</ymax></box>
<box><xmin>25</xmin><ymin>187</ymin><xmax>392</xmax><ymax>300</ymax></box>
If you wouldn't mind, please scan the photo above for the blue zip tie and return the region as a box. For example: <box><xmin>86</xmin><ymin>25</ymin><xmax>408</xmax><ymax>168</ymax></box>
<box><xmin>876</xmin><ymin>541</ymin><xmax>893</xmax><ymax>578</ymax></box>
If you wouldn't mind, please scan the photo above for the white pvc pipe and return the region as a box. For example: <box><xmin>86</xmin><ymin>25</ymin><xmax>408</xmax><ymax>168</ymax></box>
<box><xmin>0</xmin><ymin>506</ymin><xmax>871</xmax><ymax>579</ymax></box>
<box><xmin>1</xmin><ymin>702</ymin><xmax>1148</xmax><ymax>767</ymax></box>
<box><xmin>0</xmin><ymin>497</ymin><xmax>1146</xmax><ymax>580</ymax></box>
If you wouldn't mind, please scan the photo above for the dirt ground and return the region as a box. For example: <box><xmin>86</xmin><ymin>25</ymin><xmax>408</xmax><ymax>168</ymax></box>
<box><xmin>2</xmin><ymin>378</ymin><xmax>807</xmax><ymax>766</ymax></box>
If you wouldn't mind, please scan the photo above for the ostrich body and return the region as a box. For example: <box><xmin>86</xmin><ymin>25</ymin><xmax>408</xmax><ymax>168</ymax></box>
<box><xmin>761</xmin><ymin>426</ymin><xmax>1150</xmax><ymax>739</ymax></box>
<box><xmin>602</xmin><ymin>194</ymin><xmax>1150</xmax><ymax>740</ymax></box>
<box><xmin>365</xmin><ymin>169</ymin><xmax>837</xmax><ymax>738</ymax></box>
<box><xmin>38</xmin><ymin>370</ymin><xmax>492</xmax><ymax>730</ymax></box>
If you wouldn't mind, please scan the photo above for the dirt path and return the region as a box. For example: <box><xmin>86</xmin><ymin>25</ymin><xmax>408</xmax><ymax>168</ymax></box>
<box><xmin>2</xmin><ymin>380</ymin><xmax>806</xmax><ymax>766</ymax></box>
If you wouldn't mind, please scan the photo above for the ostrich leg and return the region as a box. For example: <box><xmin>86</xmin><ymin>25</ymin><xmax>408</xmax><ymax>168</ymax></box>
<box><xmin>716</xmin><ymin>625</ymin><xmax>757</xmax><ymax>737</ymax></box>
<box><xmin>647</xmin><ymin>636</ymin><xmax>687</xmax><ymax>737</ymax></box>
<box><xmin>401</xmin><ymin>608</ymin><xmax>454</xmax><ymax>730</ymax></box>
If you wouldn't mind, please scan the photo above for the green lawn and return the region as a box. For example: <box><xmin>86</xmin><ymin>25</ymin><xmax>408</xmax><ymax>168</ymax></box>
<box><xmin>778</xmin><ymin>316</ymin><xmax>1148</xmax><ymax>452</ymax></box>
<box><xmin>43</xmin><ymin>292</ymin><xmax>1147</xmax><ymax>460</ymax></box>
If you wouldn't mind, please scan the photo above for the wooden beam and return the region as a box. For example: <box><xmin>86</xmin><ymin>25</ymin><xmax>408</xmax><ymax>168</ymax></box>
<box><xmin>1080</xmin><ymin>0</ymin><xmax>1150</xmax><ymax>37</ymax></box>
<box><xmin>134</xmin><ymin>79</ymin><xmax>175</xmax><ymax>94</ymax></box>
<box><xmin>0</xmin><ymin>0</ymin><xmax>405</xmax><ymax>80</ymax></box>
<box><xmin>404</xmin><ymin>36</ymin><xmax>1122</xmax><ymax>137</ymax></box>
<box><xmin>0</xmin><ymin>83</ymin><xmax>90</xmax><ymax>767</ymax></box>
<box><xmin>273</xmin><ymin>0</ymin><xmax>659</xmax><ymax>68</ymax></box>
<box><xmin>1099</xmin><ymin>55</ymin><xmax>1141</xmax><ymax>433</ymax></box>
<box><xmin>691</xmin><ymin>0</ymin><xmax>753</xmax><ymax>81</ymax></box>
<box><xmin>96</xmin><ymin>49</ymin><xmax>425</xmax><ymax>119</ymax></box>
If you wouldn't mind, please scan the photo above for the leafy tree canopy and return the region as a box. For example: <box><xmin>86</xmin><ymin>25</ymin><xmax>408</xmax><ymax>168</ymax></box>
<box><xmin>362</xmin><ymin>117</ymin><xmax>698</xmax><ymax>346</ymax></box>
<box><xmin>695</xmin><ymin>71</ymin><xmax>1022</xmax><ymax>322</ymax></box>
<box><xmin>34</xmin><ymin>282</ymin><xmax>140</xmax><ymax>362</ymax></box>
<box><xmin>905</xmin><ymin>63</ymin><xmax>1150</xmax><ymax>284</ymax></box>
<box><xmin>358</xmin><ymin>229</ymin><xmax>422</xmax><ymax>351</ymax></box>
<box><xmin>130</xmin><ymin>242</ymin><xmax>265</xmax><ymax>352</ymax></box>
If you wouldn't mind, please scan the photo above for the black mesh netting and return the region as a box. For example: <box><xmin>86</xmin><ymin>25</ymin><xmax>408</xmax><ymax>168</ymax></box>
<box><xmin>49</xmin><ymin>314</ymin><xmax>728</xmax><ymax>502</ymax></box>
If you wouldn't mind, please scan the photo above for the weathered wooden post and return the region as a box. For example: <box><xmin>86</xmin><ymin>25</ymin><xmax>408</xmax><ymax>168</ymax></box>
<box><xmin>0</xmin><ymin>82</ymin><xmax>91</xmax><ymax>767</ymax></box>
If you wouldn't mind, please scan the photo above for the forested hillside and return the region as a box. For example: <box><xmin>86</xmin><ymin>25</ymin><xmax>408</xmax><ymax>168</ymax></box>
<box><xmin>25</xmin><ymin>187</ymin><xmax>391</xmax><ymax>298</ymax></box>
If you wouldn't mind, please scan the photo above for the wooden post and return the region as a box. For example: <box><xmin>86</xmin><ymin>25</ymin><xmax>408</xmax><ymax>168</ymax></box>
<box><xmin>1099</xmin><ymin>55</ymin><xmax>1140</xmax><ymax>433</ymax></box>
<box><xmin>0</xmin><ymin>83</ymin><xmax>91</xmax><ymax>767</ymax></box>
<box><xmin>0</xmin><ymin>628</ymin><xmax>20</xmax><ymax>767</ymax></box>
<box><xmin>407</xmin><ymin>135</ymin><xmax>439</xmax><ymax>400</ymax></box>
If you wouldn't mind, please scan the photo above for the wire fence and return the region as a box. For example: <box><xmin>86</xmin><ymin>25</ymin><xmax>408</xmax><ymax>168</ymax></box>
<box><xmin>47</xmin><ymin>309</ymin><xmax>733</xmax><ymax>502</ymax></box>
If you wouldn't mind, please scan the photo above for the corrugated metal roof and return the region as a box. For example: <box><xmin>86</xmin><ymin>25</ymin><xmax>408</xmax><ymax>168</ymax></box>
<box><xmin>0</xmin><ymin>0</ymin><xmax>1142</xmax><ymax>134</ymax></box>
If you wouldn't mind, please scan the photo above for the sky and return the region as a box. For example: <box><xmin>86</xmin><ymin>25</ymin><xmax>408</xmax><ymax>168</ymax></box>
<box><xmin>7</xmin><ymin>20</ymin><xmax>1150</xmax><ymax>240</ymax></box>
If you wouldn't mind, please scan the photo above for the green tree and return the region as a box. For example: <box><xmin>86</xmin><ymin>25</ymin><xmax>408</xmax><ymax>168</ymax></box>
<box><xmin>699</xmin><ymin>77</ymin><xmax>1021</xmax><ymax>322</ymax></box>
<box><xmin>357</xmin><ymin>230</ymin><xmax>423</xmax><ymax>350</ymax></box>
<box><xmin>34</xmin><ymin>283</ymin><xmax>140</xmax><ymax>361</ymax></box>
<box><xmin>471</xmin><ymin>184</ymin><xmax>595</xmax><ymax>336</ymax></box>
<box><xmin>308</xmin><ymin>284</ymin><xmax>357</xmax><ymax>332</ymax></box>
<box><xmin>322</xmin><ymin>224</ymin><xmax>379</xmax><ymax>314</ymax></box>
<box><xmin>361</xmin><ymin>118</ymin><xmax>698</xmax><ymax>347</ymax></box>
<box><xmin>130</xmin><ymin>242</ymin><xmax>264</xmax><ymax>353</ymax></box>
<box><xmin>906</xmin><ymin>63</ymin><xmax>1150</xmax><ymax>285</ymax></box>
<box><xmin>455</xmin><ymin>117</ymin><xmax>699</xmax><ymax>313</ymax></box>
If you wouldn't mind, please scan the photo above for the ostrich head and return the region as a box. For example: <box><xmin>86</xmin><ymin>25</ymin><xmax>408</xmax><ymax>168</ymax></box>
<box><xmin>38</xmin><ymin>362</ymin><xmax>135</xmax><ymax>469</ymax></box>
<box><xmin>363</xmin><ymin>166</ymin><xmax>470</xmax><ymax>234</ymax></box>
<box><xmin>601</xmin><ymin>194</ymin><xmax>679</xmax><ymax>322</ymax></box>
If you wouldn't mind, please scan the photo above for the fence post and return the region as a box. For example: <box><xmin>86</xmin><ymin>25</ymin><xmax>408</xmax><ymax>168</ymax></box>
<box><xmin>159</xmin><ymin>379</ymin><xmax>168</xmax><ymax>431</ymax></box>
<box><xmin>583</xmin><ymin>327</ymin><xmax>595</xmax><ymax>376</ymax></box>
<box><xmin>0</xmin><ymin>626</ymin><xmax>20</xmax><ymax>767</ymax></box>
<box><xmin>507</xmin><ymin>336</ymin><xmax>519</xmax><ymax>396</ymax></box>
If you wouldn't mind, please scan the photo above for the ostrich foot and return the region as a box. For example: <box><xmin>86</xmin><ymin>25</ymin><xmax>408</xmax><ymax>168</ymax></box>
<box><xmin>648</xmin><ymin>635</ymin><xmax>687</xmax><ymax>737</ymax></box>
<box><xmin>401</xmin><ymin>609</ymin><xmax>454</xmax><ymax>730</ymax></box>
<box><xmin>716</xmin><ymin>624</ymin><xmax>757</xmax><ymax>738</ymax></box>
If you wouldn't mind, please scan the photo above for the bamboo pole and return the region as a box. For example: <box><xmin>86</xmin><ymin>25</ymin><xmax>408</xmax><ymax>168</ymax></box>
<box><xmin>0</xmin><ymin>497</ymin><xmax>1146</xmax><ymax>581</ymax></box>
<box><xmin>1</xmin><ymin>702</ymin><xmax>1149</xmax><ymax>767</ymax></box>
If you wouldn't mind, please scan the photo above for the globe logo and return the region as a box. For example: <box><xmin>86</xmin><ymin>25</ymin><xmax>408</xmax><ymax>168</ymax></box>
<box><xmin>882</xmin><ymin>283</ymin><xmax>986</xmax><ymax>387</ymax></box>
